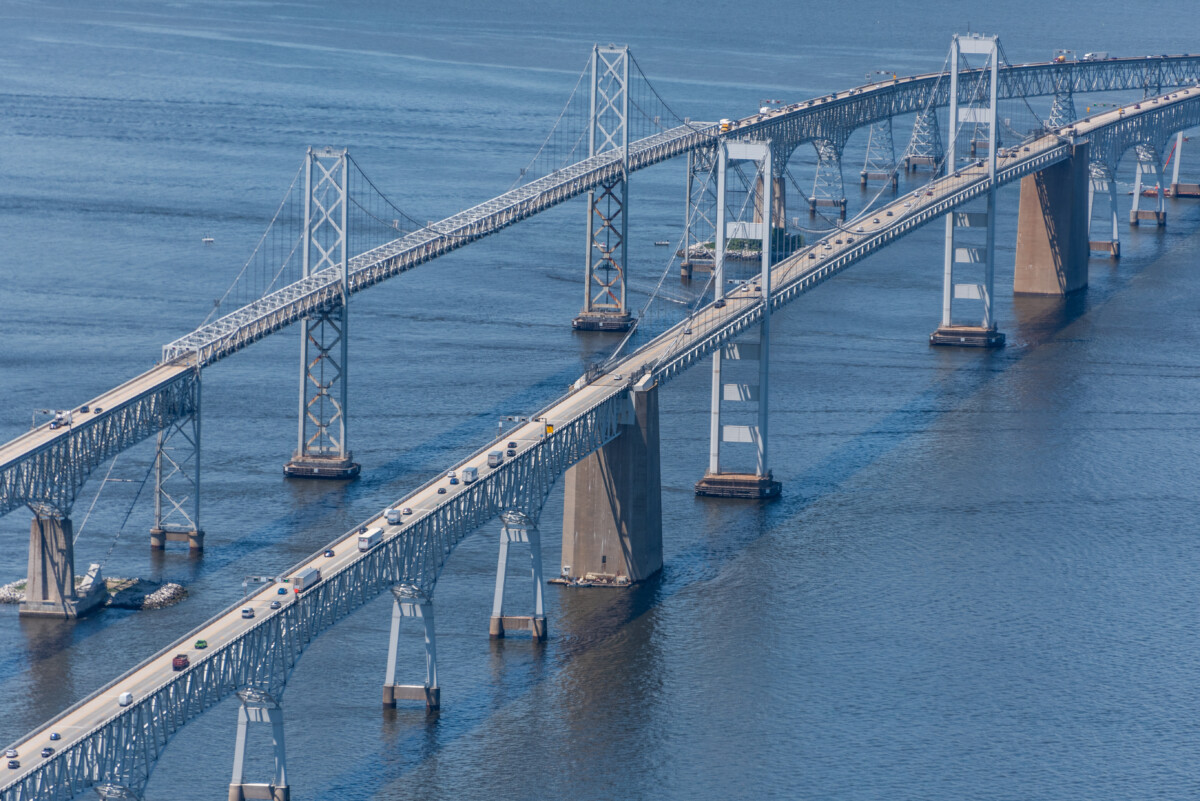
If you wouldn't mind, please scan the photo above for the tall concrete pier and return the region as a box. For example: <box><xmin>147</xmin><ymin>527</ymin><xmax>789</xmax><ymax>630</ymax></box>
<box><xmin>20</xmin><ymin>514</ymin><xmax>106</xmax><ymax>618</ymax></box>
<box><xmin>560</xmin><ymin>379</ymin><xmax>662</xmax><ymax>585</ymax></box>
<box><xmin>1013</xmin><ymin>142</ymin><xmax>1091</xmax><ymax>295</ymax></box>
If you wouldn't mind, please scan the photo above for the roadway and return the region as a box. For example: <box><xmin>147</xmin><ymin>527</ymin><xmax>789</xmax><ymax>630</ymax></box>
<box><xmin>5</xmin><ymin>79</ymin><xmax>1200</xmax><ymax>795</ymax></box>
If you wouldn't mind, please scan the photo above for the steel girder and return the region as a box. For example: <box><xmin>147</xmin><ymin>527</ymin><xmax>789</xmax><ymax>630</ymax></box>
<box><xmin>0</xmin><ymin>364</ymin><xmax>199</xmax><ymax>518</ymax></box>
<box><xmin>1</xmin><ymin>389</ymin><xmax>626</xmax><ymax>801</ymax></box>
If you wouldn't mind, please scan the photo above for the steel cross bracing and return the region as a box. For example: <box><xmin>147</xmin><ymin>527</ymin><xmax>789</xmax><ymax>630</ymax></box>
<box><xmin>6</xmin><ymin>85</ymin><xmax>1200</xmax><ymax>801</ymax></box>
<box><xmin>1</xmin><ymin>388</ymin><xmax>627</xmax><ymax>801</ymax></box>
<box><xmin>0</xmin><ymin>362</ymin><xmax>199</xmax><ymax>518</ymax></box>
<box><xmin>162</xmin><ymin>55</ymin><xmax>1200</xmax><ymax>369</ymax></box>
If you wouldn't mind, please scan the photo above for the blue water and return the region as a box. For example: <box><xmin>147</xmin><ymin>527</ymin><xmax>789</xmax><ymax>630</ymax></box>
<box><xmin>4</xmin><ymin>1</ymin><xmax>1200</xmax><ymax>799</ymax></box>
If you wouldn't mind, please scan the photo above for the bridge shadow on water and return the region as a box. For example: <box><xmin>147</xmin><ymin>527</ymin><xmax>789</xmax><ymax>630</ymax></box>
<box><xmin>309</xmin><ymin>261</ymin><xmax>1155</xmax><ymax>795</ymax></box>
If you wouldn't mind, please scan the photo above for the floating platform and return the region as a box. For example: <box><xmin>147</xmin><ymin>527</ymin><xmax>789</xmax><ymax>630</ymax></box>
<box><xmin>572</xmin><ymin>311</ymin><xmax>634</xmax><ymax>332</ymax></box>
<box><xmin>694</xmin><ymin>472</ymin><xmax>782</xmax><ymax>500</ymax></box>
<box><xmin>929</xmin><ymin>326</ymin><xmax>1006</xmax><ymax>348</ymax></box>
<box><xmin>283</xmin><ymin>455</ymin><xmax>361</xmax><ymax>480</ymax></box>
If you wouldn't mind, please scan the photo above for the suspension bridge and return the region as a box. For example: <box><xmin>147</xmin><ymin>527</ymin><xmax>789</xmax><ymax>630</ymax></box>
<box><xmin>4</xmin><ymin>35</ymin><xmax>1200</xmax><ymax>800</ymax></box>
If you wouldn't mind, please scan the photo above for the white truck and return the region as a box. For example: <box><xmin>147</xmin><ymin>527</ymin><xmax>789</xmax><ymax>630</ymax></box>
<box><xmin>292</xmin><ymin>566</ymin><xmax>321</xmax><ymax>592</ymax></box>
<box><xmin>461</xmin><ymin>466</ymin><xmax>479</xmax><ymax>484</ymax></box>
<box><xmin>1082</xmin><ymin>51</ymin><xmax>1109</xmax><ymax>62</ymax></box>
<box><xmin>358</xmin><ymin>527</ymin><xmax>384</xmax><ymax>551</ymax></box>
<box><xmin>385</xmin><ymin>508</ymin><xmax>404</xmax><ymax>525</ymax></box>
<box><xmin>487</xmin><ymin>451</ymin><xmax>504</xmax><ymax>468</ymax></box>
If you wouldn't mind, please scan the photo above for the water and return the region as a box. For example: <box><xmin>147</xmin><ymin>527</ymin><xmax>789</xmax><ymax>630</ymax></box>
<box><xmin>4</xmin><ymin>1</ymin><xmax>1200</xmax><ymax>798</ymax></box>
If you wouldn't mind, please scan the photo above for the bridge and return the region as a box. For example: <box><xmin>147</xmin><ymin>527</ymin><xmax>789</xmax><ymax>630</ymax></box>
<box><xmin>4</xmin><ymin>35</ymin><xmax>1200</xmax><ymax>800</ymax></box>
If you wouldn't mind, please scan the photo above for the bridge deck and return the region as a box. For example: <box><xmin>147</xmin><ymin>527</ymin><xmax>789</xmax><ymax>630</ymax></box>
<box><xmin>9</xmin><ymin>86</ymin><xmax>1196</xmax><ymax>793</ymax></box>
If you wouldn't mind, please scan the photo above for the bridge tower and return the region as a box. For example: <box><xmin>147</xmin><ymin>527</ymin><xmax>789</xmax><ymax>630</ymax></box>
<box><xmin>151</xmin><ymin>368</ymin><xmax>203</xmax><ymax>550</ymax></box>
<box><xmin>573</xmin><ymin>45</ymin><xmax>634</xmax><ymax>332</ymax></box>
<box><xmin>1129</xmin><ymin>143</ymin><xmax>1168</xmax><ymax>226</ymax></box>
<box><xmin>489</xmin><ymin>511</ymin><xmax>547</xmax><ymax>640</ymax></box>
<box><xmin>284</xmin><ymin>147</ymin><xmax>360</xmax><ymax>479</ymax></box>
<box><xmin>809</xmin><ymin>136</ymin><xmax>848</xmax><ymax>219</ymax></box>
<box><xmin>930</xmin><ymin>34</ymin><xmax>1005</xmax><ymax>348</ymax></box>
<box><xmin>695</xmin><ymin>140</ymin><xmax>781</xmax><ymax>499</ymax></box>
<box><xmin>382</xmin><ymin>585</ymin><xmax>440</xmax><ymax>709</ymax></box>
<box><xmin>1047</xmin><ymin>71</ymin><xmax>1078</xmax><ymax>129</ymax></box>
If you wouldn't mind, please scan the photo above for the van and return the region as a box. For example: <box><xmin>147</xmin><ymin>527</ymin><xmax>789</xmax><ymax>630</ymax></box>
<box><xmin>461</xmin><ymin>466</ymin><xmax>479</xmax><ymax>484</ymax></box>
<box><xmin>385</xmin><ymin>508</ymin><xmax>404</xmax><ymax>525</ymax></box>
<box><xmin>357</xmin><ymin>527</ymin><xmax>383</xmax><ymax>551</ymax></box>
<box><xmin>487</xmin><ymin>451</ymin><xmax>504</xmax><ymax>468</ymax></box>
<box><xmin>118</xmin><ymin>692</ymin><xmax>133</xmax><ymax>707</ymax></box>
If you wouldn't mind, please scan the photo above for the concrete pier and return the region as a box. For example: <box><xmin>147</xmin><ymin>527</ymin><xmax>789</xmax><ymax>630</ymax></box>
<box><xmin>1129</xmin><ymin>209</ymin><xmax>1167</xmax><ymax>226</ymax></box>
<box><xmin>560</xmin><ymin>380</ymin><xmax>662</xmax><ymax>585</ymax></box>
<box><xmin>1013</xmin><ymin>142</ymin><xmax>1090</xmax><ymax>295</ymax></box>
<box><xmin>20</xmin><ymin>515</ymin><xmax>106</xmax><ymax>618</ymax></box>
<box><xmin>149</xmin><ymin>527</ymin><xmax>205</xmax><ymax>551</ymax></box>
<box><xmin>282</xmin><ymin>454</ymin><xmax>360</xmax><ymax>480</ymax></box>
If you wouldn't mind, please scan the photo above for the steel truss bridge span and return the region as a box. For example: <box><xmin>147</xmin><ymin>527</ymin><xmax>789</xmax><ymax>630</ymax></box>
<box><xmin>6</xmin><ymin>83</ymin><xmax>1199</xmax><ymax>801</ymax></box>
<box><xmin>4</xmin><ymin>53</ymin><xmax>1200</xmax><ymax>520</ymax></box>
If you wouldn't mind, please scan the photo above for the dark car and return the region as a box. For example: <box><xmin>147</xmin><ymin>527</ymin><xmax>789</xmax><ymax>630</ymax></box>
<box><xmin>437</xmin><ymin>487</ymin><xmax>447</xmax><ymax>494</ymax></box>
<box><xmin>507</xmin><ymin>441</ymin><xmax>518</xmax><ymax>449</ymax></box>
<box><xmin>6</xmin><ymin>760</ymin><xmax>17</xmax><ymax>770</ymax></box>
<box><xmin>48</xmin><ymin>733</ymin><xmax>60</xmax><ymax>742</ymax></box>
<box><xmin>324</xmin><ymin>549</ymin><xmax>335</xmax><ymax>557</ymax></box>
<box><xmin>714</xmin><ymin>298</ymin><xmax>726</xmax><ymax>308</ymax></box>
<box><xmin>506</xmin><ymin>449</ymin><xmax>516</xmax><ymax>457</ymax></box>
<box><xmin>40</xmin><ymin>748</ymin><xmax>53</xmax><ymax>758</ymax></box>
<box><xmin>277</xmin><ymin>586</ymin><xmax>288</xmax><ymax>594</ymax></box>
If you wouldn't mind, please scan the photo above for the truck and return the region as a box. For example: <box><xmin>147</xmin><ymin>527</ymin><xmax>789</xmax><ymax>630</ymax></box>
<box><xmin>719</xmin><ymin>118</ymin><xmax>732</xmax><ymax>133</ymax></box>
<box><xmin>487</xmin><ymin>451</ymin><xmax>504</xmax><ymax>468</ymax></box>
<box><xmin>172</xmin><ymin>654</ymin><xmax>190</xmax><ymax>671</ymax></box>
<box><xmin>1082</xmin><ymin>52</ymin><xmax>1109</xmax><ymax>62</ymax></box>
<box><xmin>461</xmin><ymin>466</ymin><xmax>479</xmax><ymax>484</ymax></box>
<box><xmin>118</xmin><ymin>692</ymin><xmax>133</xmax><ymax>707</ymax></box>
<box><xmin>292</xmin><ymin>566</ymin><xmax>321</xmax><ymax>592</ymax></box>
<box><xmin>385</xmin><ymin>508</ymin><xmax>404</xmax><ymax>525</ymax></box>
<box><xmin>357</xmin><ymin>527</ymin><xmax>384</xmax><ymax>551</ymax></box>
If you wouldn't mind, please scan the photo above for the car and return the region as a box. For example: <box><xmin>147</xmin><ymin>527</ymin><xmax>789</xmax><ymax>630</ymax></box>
<box><xmin>80</xmin><ymin>405</ymin><xmax>89</xmax><ymax>413</ymax></box>
<box><xmin>872</xmin><ymin>218</ymin><xmax>880</xmax><ymax>224</ymax></box>
<box><xmin>324</xmin><ymin>549</ymin><xmax>335</xmax><ymax>557</ymax></box>
<box><xmin>270</xmin><ymin>600</ymin><xmax>282</xmax><ymax>609</ymax></box>
<box><xmin>714</xmin><ymin>298</ymin><xmax>726</xmax><ymax>308</ymax></box>
<box><xmin>402</xmin><ymin>507</ymin><xmax>413</xmax><ymax>515</ymax></box>
<box><xmin>449</xmin><ymin>476</ymin><xmax>459</xmax><ymax>485</ymax></box>
<box><xmin>358</xmin><ymin>525</ymin><xmax>367</xmax><ymax>534</ymax></box>
<box><xmin>506</xmin><ymin>448</ymin><xmax>516</xmax><ymax>456</ymax></box>
<box><xmin>507</xmin><ymin>441</ymin><xmax>517</xmax><ymax>449</ymax></box>
<box><xmin>886</xmin><ymin>211</ymin><xmax>893</xmax><ymax>216</ymax></box>
<box><xmin>48</xmin><ymin>733</ymin><xmax>60</xmax><ymax>742</ymax></box>
<box><xmin>823</xmin><ymin>244</ymin><xmax>833</xmax><ymax>250</ymax></box>
<box><xmin>194</xmin><ymin>639</ymin><xmax>208</xmax><ymax>649</ymax></box>
<box><xmin>835</xmin><ymin>238</ymin><xmax>843</xmax><ymax>244</ymax></box>
<box><xmin>40</xmin><ymin>748</ymin><xmax>53</xmax><ymax>758</ymax></box>
<box><xmin>447</xmin><ymin>470</ymin><xmax>456</xmax><ymax>479</ymax></box>
<box><xmin>808</xmin><ymin>253</ymin><xmax>817</xmax><ymax>259</ymax></box>
<box><xmin>171</xmin><ymin>654</ymin><xmax>189</xmax><ymax>671</ymax></box>
<box><xmin>845</xmin><ymin>238</ymin><xmax>854</xmax><ymax>243</ymax></box>
<box><xmin>93</xmin><ymin>407</ymin><xmax>102</xmax><ymax>413</ymax></box>
<box><xmin>241</xmin><ymin>608</ymin><xmax>255</xmax><ymax>619</ymax></box>
<box><xmin>437</xmin><ymin>487</ymin><xmax>447</xmax><ymax>494</ymax></box>
<box><xmin>855</xmin><ymin>226</ymin><xmax>864</xmax><ymax>232</ymax></box>
<box><xmin>683</xmin><ymin>328</ymin><xmax>692</xmax><ymax>335</ymax></box>
<box><xmin>3</xmin><ymin>750</ymin><xmax>15</xmax><ymax>759</ymax></box>
<box><xmin>6</xmin><ymin>760</ymin><xmax>17</xmax><ymax>770</ymax></box>
<box><xmin>277</xmin><ymin>586</ymin><xmax>288</xmax><ymax>595</ymax></box>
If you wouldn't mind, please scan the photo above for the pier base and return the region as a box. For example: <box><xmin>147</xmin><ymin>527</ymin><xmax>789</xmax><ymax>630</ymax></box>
<box><xmin>571</xmin><ymin>311</ymin><xmax>634</xmax><ymax>332</ymax></box>
<box><xmin>694</xmin><ymin>472</ymin><xmax>781</xmax><ymax>500</ymax></box>
<box><xmin>1013</xmin><ymin>140</ymin><xmax>1089</xmax><ymax>295</ymax></box>
<box><xmin>1089</xmin><ymin>241</ymin><xmax>1120</xmax><ymax>258</ymax></box>
<box><xmin>1171</xmin><ymin>182</ymin><xmax>1200</xmax><ymax>198</ymax></box>
<box><xmin>282</xmin><ymin>454</ymin><xmax>360</xmax><ymax>480</ymax></box>
<box><xmin>382</xmin><ymin>684</ymin><xmax>440</xmax><ymax>710</ymax></box>
<box><xmin>929</xmin><ymin>326</ymin><xmax>1006</xmax><ymax>348</ymax></box>
<box><xmin>20</xmin><ymin>516</ymin><xmax>107</xmax><ymax>618</ymax></box>
<box><xmin>680</xmin><ymin>260</ymin><xmax>713</xmax><ymax>280</ymax></box>
<box><xmin>489</xmin><ymin>615</ymin><xmax>548</xmax><ymax>640</ymax></box>
<box><xmin>227</xmin><ymin>785</ymin><xmax>289</xmax><ymax>801</ymax></box>
<box><xmin>150</xmin><ymin>527</ymin><xmax>205</xmax><ymax>551</ymax></box>
<box><xmin>1129</xmin><ymin>209</ymin><xmax>1167</xmax><ymax>226</ymax></box>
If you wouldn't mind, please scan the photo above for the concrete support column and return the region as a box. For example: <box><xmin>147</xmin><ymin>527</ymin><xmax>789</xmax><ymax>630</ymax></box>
<box><xmin>1168</xmin><ymin>132</ymin><xmax>1200</xmax><ymax>197</ymax></box>
<box><xmin>382</xmin><ymin>586</ymin><xmax>439</xmax><ymax>710</ymax></box>
<box><xmin>1088</xmin><ymin>163</ymin><xmax>1121</xmax><ymax>258</ymax></box>
<box><xmin>560</xmin><ymin>378</ymin><xmax>662</xmax><ymax>586</ymax></box>
<box><xmin>229</xmin><ymin>690</ymin><xmax>289</xmax><ymax>801</ymax></box>
<box><xmin>1014</xmin><ymin>141</ymin><xmax>1091</xmax><ymax>295</ymax></box>
<box><xmin>20</xmin><ymin>514</ymin><xmax>105</xmax><ymax>618</ymax></box>
<box><xmin>489</xmin><ymin>512</ymin><xmax>547</xmax><ymax>639</ymax></box>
